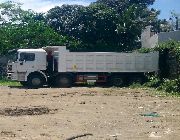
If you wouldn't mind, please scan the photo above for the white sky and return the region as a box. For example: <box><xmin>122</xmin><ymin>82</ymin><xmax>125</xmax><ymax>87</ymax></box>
<box><xmin>1</xmin><ymin>0</ymin><xmax>179</xmax><ymax>19</ymax></box>
<box><xmin>0</xmin><ymin>0</ymin><xmax>95</xmax><ymax>13</ymax></box>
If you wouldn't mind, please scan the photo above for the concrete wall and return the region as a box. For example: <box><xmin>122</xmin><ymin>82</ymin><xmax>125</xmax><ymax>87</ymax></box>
<box><xmin>141</xmin><ymin>27</ymin><xmax>180</xmax><ymax>48</ymax></box>
<box><xmin>141</xmin><ymin>26</ymin><xmax>152</xmax><ymax>48</ymax></box>
<box><xmin>158</xmin><ymin>30</ymin><xmax>180</xmax><ymax>43</ymax></box>
<box><xmin>141</xmin><ymin>26</ymin><xmax>158</xmax><ymax>48</ymax></box>
<box><xmin>146</xmin><ymin>34</ymin><xmax>158</xmax><ymax>48</ymax></box>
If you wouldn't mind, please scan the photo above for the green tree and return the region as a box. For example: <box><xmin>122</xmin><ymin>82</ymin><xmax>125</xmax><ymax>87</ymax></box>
<box><xmin>96</xmin><ymin>0</ymin><xmax>160</xmax><ymax>50</ymax></box>
<box><xmin>0</xmin><ymin>1</ymin><xmax>66</xmax><ymax>55</ymax></box>
<box><xmin>46</xmin><ymin>0</ymin><xmax>159</xmax><ymax>52</ymax></box>
<box><xmin>46</xmin><ymin>4</ymin><xmax>121</xmax><ymax>51</ymax></box>
<box><xmin>46</xmin><ymin>5</ymin><xmax>84</xmax><ymax>36</ymax></box>
<box><xmin>169</xmin><ymin>11</ymin><xmax>180</xmax><ymax>31</ymax></box>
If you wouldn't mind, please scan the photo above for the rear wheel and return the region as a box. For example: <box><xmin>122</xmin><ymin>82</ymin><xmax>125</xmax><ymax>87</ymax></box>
<box><xmin>55</xmin><ymin>75</ymin><xmax>73</xmax><ymax>88</ymax></box>
<box><xmin>109</xmin><ymin>76</ymin><xmax>124</xmax><ymax>87</ymax></box>
<box><xmin>129</xmin><ymin>76</ymin><xmax>144</xmax><ymax>85</ymax></box>
<box><xmin>27</xmin><ymin>74</ymin><xmax>44</xmax><ymax>88</ymax></box>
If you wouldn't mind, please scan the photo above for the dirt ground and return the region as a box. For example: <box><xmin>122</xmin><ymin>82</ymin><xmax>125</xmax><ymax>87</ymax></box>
<box><xmin>0</xmin><ymin>86</ymin><xmax>180</xmax><ymax>140</ymax></box>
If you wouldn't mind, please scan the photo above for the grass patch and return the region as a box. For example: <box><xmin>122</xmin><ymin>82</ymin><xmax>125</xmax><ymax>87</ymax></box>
<box><xmin>0</xmin><ymin>78</ymin><xmax>21</xmax><ymax>86</ymax></box>
<box><xmin>129</xmin><ymin>83</ymin><xmax>143</xmax><ymax>89</ymax></box>
<box><xmin>128</xmin><ymin>77</ymin><xmax>180</xmax><ymax>97</ymax></box>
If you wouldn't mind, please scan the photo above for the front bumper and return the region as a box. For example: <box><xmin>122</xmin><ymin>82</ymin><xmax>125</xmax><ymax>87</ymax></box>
<box><xmin>7</xmin><ymin>72</ymin><xmax>26</xmax><ymax>81</ymax></box>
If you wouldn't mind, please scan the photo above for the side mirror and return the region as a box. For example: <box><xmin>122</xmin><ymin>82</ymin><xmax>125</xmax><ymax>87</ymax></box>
<box><xmin>20</xmin><ymin>60</ymin><xmax>26</xmax><ymax>65</ymax></box>
<box><xmin>20</xmin><ymin>61</ymin><xmax>23</xmax><ymax>65</ymax></box>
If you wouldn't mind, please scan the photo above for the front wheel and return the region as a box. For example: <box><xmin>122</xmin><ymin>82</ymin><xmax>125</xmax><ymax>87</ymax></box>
<box><xmin>27</xmin><ymin>74</ymin><xmax>44</xmax><ymax>88</ymax></box>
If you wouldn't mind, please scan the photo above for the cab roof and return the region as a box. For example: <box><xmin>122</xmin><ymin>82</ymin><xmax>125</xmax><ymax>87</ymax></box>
<box><xmin>18</xmin><ymin>49</ymin><xmax>46</xmax><ymax>53</ymax></box>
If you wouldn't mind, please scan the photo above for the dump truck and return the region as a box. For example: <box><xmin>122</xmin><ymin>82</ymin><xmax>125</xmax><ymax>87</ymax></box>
<box><xmin>7</xmin><ymin>46</ymin><xmax>159</xmax><ymax>88</ymax></box>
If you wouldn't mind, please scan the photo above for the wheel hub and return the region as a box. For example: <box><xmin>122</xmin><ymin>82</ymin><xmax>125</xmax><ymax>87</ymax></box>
<box><xmin>32</xmin><ymin>78</ymin><xmax>41</xmax><ymax>86</ymax></box>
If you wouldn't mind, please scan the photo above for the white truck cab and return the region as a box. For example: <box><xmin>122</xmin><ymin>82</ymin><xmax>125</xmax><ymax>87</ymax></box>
<box><xmin>7</xmin><ymin>49</ymin><xmax>47</xmax><ymax>87</ymax></box>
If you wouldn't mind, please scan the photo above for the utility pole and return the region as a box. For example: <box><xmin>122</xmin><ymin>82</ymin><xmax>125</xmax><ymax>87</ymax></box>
<box><xmin>175</xmin><ymin>17</ymin><xmax>179</xmax><ymax>30</ymax></box>
<box><xmin>169</xmin><ymin>18</ymin><xmax>174</xmax><ymax>31</ymax></box>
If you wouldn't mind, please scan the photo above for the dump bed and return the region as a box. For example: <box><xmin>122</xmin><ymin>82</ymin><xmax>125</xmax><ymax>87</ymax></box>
<box><xmin>57</xmin><ymin>47</ymin><xmax>159</xmax><ymax>73</ymax></box>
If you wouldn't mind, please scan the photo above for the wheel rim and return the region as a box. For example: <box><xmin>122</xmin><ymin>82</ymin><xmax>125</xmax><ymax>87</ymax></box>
<box><xmin>32</xmin><ymin>78</ymin><xmax>41</xmax><ymax>86</ymax></box>
<box><xmin>113</xmin><ymin>78</ymin><xmax>123</xmax><ymax>86</ymax></box>
<box><xmin>60</xmin><ymin>77</ymin><xmax>69</xmax><ymax>85</ymax></box>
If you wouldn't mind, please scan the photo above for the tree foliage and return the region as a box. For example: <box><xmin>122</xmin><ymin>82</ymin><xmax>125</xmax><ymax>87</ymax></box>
<box><xmin>46</xmin><ymin>0</ymin><xmax>159</xmax><ymax>51</ymax></box>
<box><xmin>0</xmin><ymin>0</ymin><xmax>164</xmax><ymax>54</ymax></box>
<box><xmin>0</xmin><ymin>1</ymin><xmax>66</xmax><ymax>55</ymax></box>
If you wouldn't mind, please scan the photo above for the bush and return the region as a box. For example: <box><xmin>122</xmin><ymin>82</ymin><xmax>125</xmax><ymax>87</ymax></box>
<box><xmin>143</xmin><ymin>76</ymin><xmax>180</xmax><ymax>94</ymax></box>
<box><xmin>137</xmin><ymin>47</ymin><xmax>154</xmax><ymax>53</ymax></box>
<box><xmin>158</xmin><ymin>78</ymin><xmax>180</xmax><ymax>93</ymax></box>
<box><xmin>143</xmin><ymin>76</ymin><xmax>162</xmax><ymax>88</ymax></box>
<box><xmin>142</xmin><ymin>41</ymin><xmax>180</xmax><ymax>94</ymax></box>
<box><xmin>154</xmin><ymin>40</ymin><xmax>180</xmax><ymax>79</ymax></box>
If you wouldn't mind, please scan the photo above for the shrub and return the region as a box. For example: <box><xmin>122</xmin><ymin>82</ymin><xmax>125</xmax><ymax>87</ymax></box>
<box><xmin>137</xmin><ymin>47</ymin><xmax>154</xmax><ymax>53</ymax></box>
<box><xmin>140</xmin><ymin>41</ymin><xmax>180</xmax><ymax>94</ymax></box>
<box><xmin>143</xmin><ymin>76</ymin><xmax>162</xmax><ymax>88</ymax></box>
<box><xmin>158</xmin><ymin>78</ymin><xmax>180</xmax><ymax>93</ymax></box>
<box><xmin>154</xmin><ymin>40</ymin><xmax>180</xmax><ymax>79</ymax></box>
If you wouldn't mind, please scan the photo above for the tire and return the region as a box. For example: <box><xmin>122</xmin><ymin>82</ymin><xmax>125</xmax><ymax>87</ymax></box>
<box><xmin>27</xmin><ymin>74</ymin><xmax>44</xmax><ymax>88</ymax></box>
<box><xmin>129</xmin><ymin>76</ymin><xmax>143</xmax><ymax>85</ymax></box>
<box><xmin>55</xmin><ymin>75</ymin><xmax>72</xmax><ymax>88</ymax></box>
<box><xmin>20</xmin><ymin>81</ymin><xmax>28</xmax><ymax>87</ymax></box>
<box><xmin>109</xmin><ymin>76</ymin><xmax>124</xmax><ymax>87</ymax></box>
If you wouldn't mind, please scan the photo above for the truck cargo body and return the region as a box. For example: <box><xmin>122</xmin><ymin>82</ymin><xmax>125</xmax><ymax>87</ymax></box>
<box><xmin>57</xmin><ymin>47</ymin><xmax>158</xmax><ymax>73</ymax></box>
<box><xmin>7</xmin><ymin>46</ymin><xmax>159</xmax><ymax>88</ymax></box>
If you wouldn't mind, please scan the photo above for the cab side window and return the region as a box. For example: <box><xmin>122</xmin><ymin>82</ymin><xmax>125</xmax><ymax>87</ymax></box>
<box><xmin>19</xmin><ymin>53</ymin><xmax>35</xmax><ymax>61</ymax></box>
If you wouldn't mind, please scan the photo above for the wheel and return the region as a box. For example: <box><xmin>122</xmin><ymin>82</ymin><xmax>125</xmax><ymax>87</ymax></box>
<box><xmin>129</xmin><ymin>76</ymin><xmax>143</xmax><ymax>85</ymax></box>
<box><xmin>27</xmin><ymin>74</ymin><xmax>44</xmax><ymax>88</ymax></box>
<box><xmin>20</xmin><ymin>81</ymin><xmax>28</xmax><ymax>86</ymax></box>
<box><xmin>109</xmin><ymin>76</ymin><xmax>124</xmax><ymax>87</ymax></box>
<box><xmin>55</xmin><ymin>75</ymin><xmax>72</xmax><ymax>88</ymax></box>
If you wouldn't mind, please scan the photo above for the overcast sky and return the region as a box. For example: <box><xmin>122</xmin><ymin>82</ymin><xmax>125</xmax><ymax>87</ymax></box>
<box><xmin>0</xmin><ymin>0</ymin><xmax>180</xmax><ymax>19</ymax></box>
<box><xmin>0</xmin><ymin>0</ymin><xmax>96</xmax><ymax>12</ymax></box>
